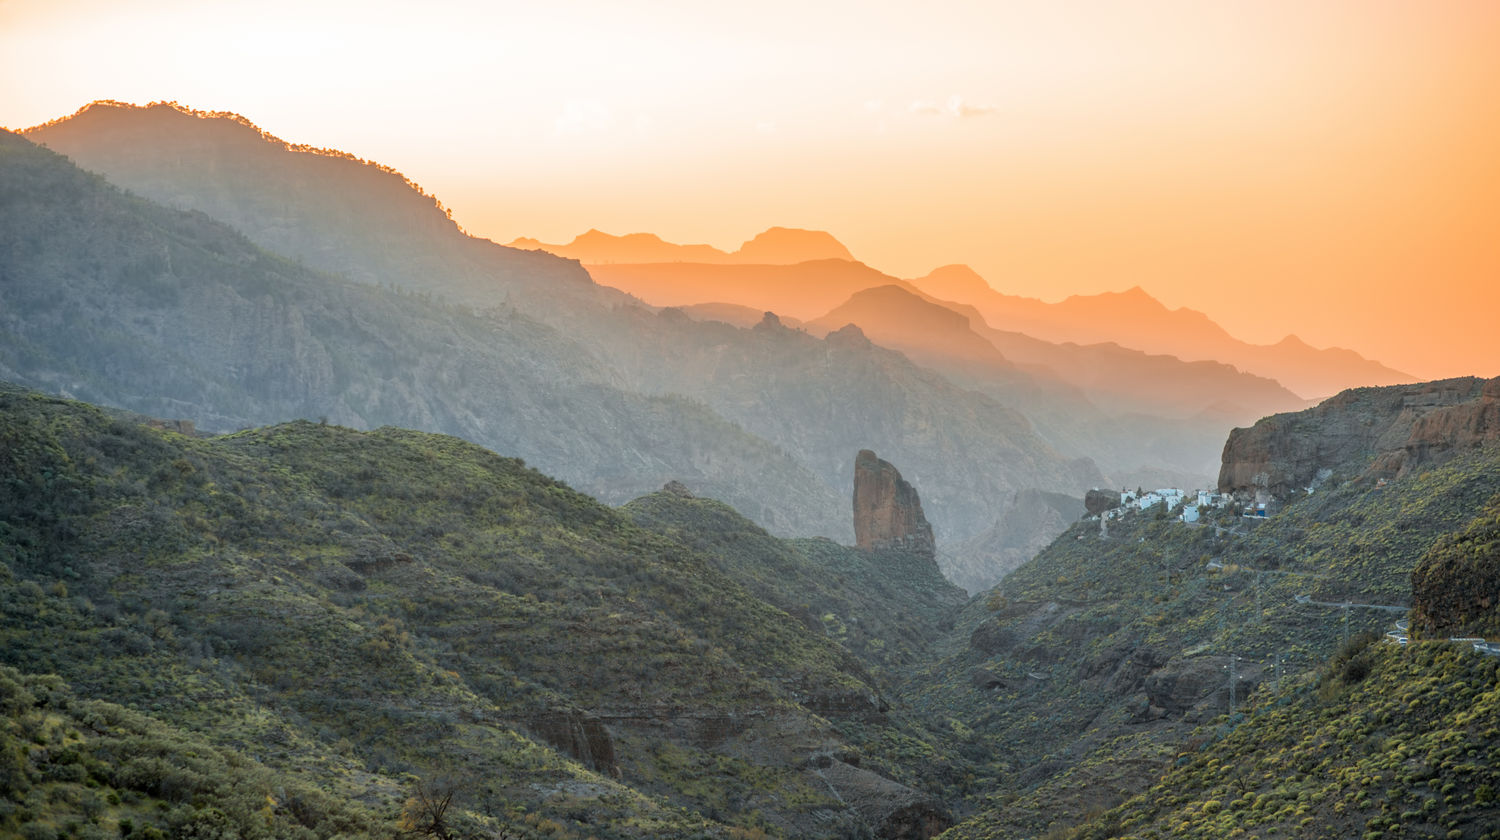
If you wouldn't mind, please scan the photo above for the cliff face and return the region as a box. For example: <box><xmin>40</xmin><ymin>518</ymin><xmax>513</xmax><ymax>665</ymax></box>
<box><xmin>853</xmin><ymin>450</ymin><xmax>936</xmax><ymax>559</ymax></box>
<box><xmin>1218</xmin><ymin>377</ymin><xmax>1499</xmax><ymax>499</ymax></box>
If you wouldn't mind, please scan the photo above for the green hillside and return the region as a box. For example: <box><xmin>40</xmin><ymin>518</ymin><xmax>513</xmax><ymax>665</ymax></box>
<box><xmin>1064</xmin><ymin>639</ymin><xmax>1500</xmax><ymax>839</ymax></box>
<box><xmin>920</xmin><ymin>442</ymin><xmax>1500</xmax><ymax>838</ymax></box>
<box><xmin>0</xmin><ymin>384</ymin><xmax>955</xmax><ymax>838</ymax></box>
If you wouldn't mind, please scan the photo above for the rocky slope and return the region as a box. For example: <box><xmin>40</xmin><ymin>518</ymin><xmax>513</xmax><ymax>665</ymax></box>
<box><xmin>1061</xmin><ymin>640</ymin><xmax>1500</xmax><ymax>840</ymax></box>
<box><xmin>1219</xmin><ymin>376</ymin><xmax>1500</xmax><ymax>501</ymax></box>
<box><xmin>0</xmin><ymin>384</ymin><xmax>961</xmax><ymax>839</ymax></box>
<box><xmin>917</xmin><ymin>382</ymin><xmax>1500</xmax><ymax>839</ymax></box>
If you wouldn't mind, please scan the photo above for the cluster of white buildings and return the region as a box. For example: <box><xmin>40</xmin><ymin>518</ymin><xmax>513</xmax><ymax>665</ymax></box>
<box><xmin>1099</xmin><ymin>488</ymin><xmax>1232</xmax><ymax>524</ymax></box>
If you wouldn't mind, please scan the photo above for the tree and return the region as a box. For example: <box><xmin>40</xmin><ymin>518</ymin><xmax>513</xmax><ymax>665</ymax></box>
<box><xmin>399</xmin><ymin>780</ymin><xmax>460</xmax><ymax>840</ymax></box>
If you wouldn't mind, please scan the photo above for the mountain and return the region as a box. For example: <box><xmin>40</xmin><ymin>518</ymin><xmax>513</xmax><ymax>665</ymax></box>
<box><xmin>509</xmin><ymin>225</ymin><xmax>854</xmax><ymax>265</ymax></box>
<box><xmin>509</xmin><ymin>229</ymin><xmax>731</xmax><ymax>264</ymax></box>
<box><xmin>0</xmin><ymin>384</ymin><xmax>964</xmax><ymax>838</ymax></box>
<box><xmin>736</xmin><ymin>227</ymin><xmax>855</xmax><ymax>263</ymax></box>
<box><xmin>0</xmin><ymin>128</ymin><xmax>846</xmax><ymax>538</ymax></box>
<box><xmin>23</xmin><ymin>102</ymin><xmax>612</xmax><ymax>321</ymax></box>
<box><xmin>809</xmin><ymin>285</ymin><xmax>1014</xmax><ymax>372</ymax></box>
<box><xmin>3</xmin><ymin>375</ymin><xmax>1498</xmax><ymax>838</ymax></box>
<box><xmin>20</xmin><ymin>102</ymin><xmax>1106</xmax><ymax>588</ymax></box>
<box><xmin>1045</xmin><ymin>492</ymin><xmax>1500</xmax><ymax>839</ymax></box>
<box><xmin>600</xmin><ymin>312</ymin><xmax>1103</xmax><ymax>591</ymax></box>
<box><xmin>809</xmin><ymin>284</ymin><xmax>1306</xmax><ymax>422</ymax></box>
<box><xmin>586</xmin><ymin>258</ymin><xmax>905</xmax><ymax>319</ymax></box>
<box><xmin>675</xmin><ymin>301</ymin><xmax>808</xmax><ymax>330</ymax></box>
<box><xmin>917</xmin><ymin>377</ymin><xmax>1500</xmax><ymax>838</ymax></box>
<box><xmin>798</xmin><ymin>284</ymin><xmax>1309</xmax><ymax>499</ymax></box>
<box><xmin>911</xmin><ymin>265</ymin><xmax>1415</xmax><ymax>400</ymax></box>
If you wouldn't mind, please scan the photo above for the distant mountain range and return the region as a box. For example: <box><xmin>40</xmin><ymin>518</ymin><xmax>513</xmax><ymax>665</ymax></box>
<box><xmin>6</xmin><ymin>100</ymin><xmax>1499</xmax><ymax>840</ymax></box>
<box><xmin>565</xmin><ymin>229</ymin><xmax>1412</xmax><ymax>402</ymax></box>
<box><xmin>17</xmin><ymin>101</ymin><xmax>1102</xmax><ymax>591</ymax></box>
<box><xmin>9</xmin><ymin>99</ymin><xmax>1418</xmax><ymax>591</ymax></box>
<box><xmin>510</xmin><ymin>226</ymin><xmax>854</xmax><ymax>265</ymax></box>
<box><xmin>912</xmin><ymin>265</ymin><xmax>1415</xmax><ymax>400</ymax></box>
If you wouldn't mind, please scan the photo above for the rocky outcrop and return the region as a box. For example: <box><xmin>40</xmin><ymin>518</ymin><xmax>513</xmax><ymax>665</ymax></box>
<box><xmin>1411</xmin><ymin>496</ymin><xmax>1500</xmax><ymax>638</ymax></box>
<box><xmin>1219</xmin><ymin>377</ymin><xmax>1499</xmax><ymax>500</ymax></box>
<box><xmin>853</xmin><ymin>450</ymin><xmax>935</xmax><ymax>559</ymax></box>
<box><xmin>524</xmin><ymin>710</ymin><xmax>619</xmax><ymax>778</ymax></box>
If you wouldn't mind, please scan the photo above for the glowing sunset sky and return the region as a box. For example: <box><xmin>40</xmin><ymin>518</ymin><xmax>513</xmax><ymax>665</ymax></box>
<box><xmin>3</xmin><ymin>0</ymin><xmax>1497</xmax><ymax>378</ymax></box>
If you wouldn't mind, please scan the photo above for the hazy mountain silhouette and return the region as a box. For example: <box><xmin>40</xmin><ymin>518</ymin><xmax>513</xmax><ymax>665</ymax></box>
<box><xmin>913</xmin><ymin>264</ymin><xmax>1414</xmax><ymax>399</ymax></box>
<box><xmin>511</xmin><ymin>225</ymin><xmax>854</xmax><ymax>265</ymax></box>
<box><xmin>22</xmin><ymin>102</ymin><xmax>1106</xmax><ymax>588</ymax></box>
<box><xmin>800</xmin><ymin>284</ymin><xmax>1304</xmax><ymax>492</ymax></box>
<box><xmin>0</xmin><ymin>129</ymin><xmax>847</xmax><ymax>537</ymax></box>
<box><xmin>808</xmin><ymin>282</ymin><xmax>1306</xmax><ymax>416</ymax></box>
<box><xmin>809</xmin><ymin>284</ymin><xmax>1014</xmax><ymax>372</ymax></box>
<box><xmin>587</xmin><ymin>258</ymin><xmax>907</xmax><ymax>319</ymax></box>
<box><xmin>674</xmin><ymin>301</ymin><xmax>808</xmax><ymax>330</ymax></box>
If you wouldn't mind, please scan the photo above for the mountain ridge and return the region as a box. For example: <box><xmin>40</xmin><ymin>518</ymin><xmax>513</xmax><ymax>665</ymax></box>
<box><xmin>17</xmin><ymin>103</ymin><xmax>1106</xmax><ymax>588</ymax></box>
<box><xmin>911</xmin><ymin>264</ymin><xmax>1415</xmax><ymax>400</ymax></box>
<box><xmin>509</xmin><ymin>225</ymin><xmax>855</xmax><ymax>265</ymax></box>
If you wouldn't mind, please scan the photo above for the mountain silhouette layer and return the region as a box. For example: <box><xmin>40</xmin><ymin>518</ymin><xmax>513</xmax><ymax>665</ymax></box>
<box><xmin>510</xmin><ymin>225</ymin><xmax>854</xmax><ymax>265</ymax></box>
<box><xmin>20</xmin><ymin>102</ymin><xmax>1105</xmax><ymax>588</ymax></box>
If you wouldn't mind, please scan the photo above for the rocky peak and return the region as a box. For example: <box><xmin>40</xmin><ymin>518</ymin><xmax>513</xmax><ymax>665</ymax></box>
<box><xmin>1219</xmin><ymin>376</ymin><xmax>1499</xmax><ymax>500</ymax></box>
<box><xmin>853</xmin><ymin>450</ymin><xmax>935</xmax><ymax>559</ymax></box>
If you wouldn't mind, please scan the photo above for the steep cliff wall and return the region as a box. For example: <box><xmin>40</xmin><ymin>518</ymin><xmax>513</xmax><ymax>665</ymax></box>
<box><xmin>1219</xmin><ymin>377</ymin><xmax>1498</xmax><ymax>499</ymax></box>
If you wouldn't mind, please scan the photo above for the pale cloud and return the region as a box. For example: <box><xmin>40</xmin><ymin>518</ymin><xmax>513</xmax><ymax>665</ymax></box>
<box><xmin>755</xmin><ymin>120</ymin><xmax>777</xmax><ymax>134</ymax></box>
<box><xmin>909</xmin><ymin>94</ymin><xmax>997</xmax><ymax>119</ymax></box>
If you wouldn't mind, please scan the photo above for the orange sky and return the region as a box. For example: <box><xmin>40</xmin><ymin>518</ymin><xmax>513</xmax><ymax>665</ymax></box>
<box><xmin>3</xmin><ymin>0</ymin><xmax>1497</xmax><ymax>379</ymax></box>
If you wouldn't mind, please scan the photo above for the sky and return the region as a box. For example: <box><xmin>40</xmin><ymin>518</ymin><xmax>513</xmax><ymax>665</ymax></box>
<box><xmin>2</xmin><ymin>0</ymin><xmax>1497</xmax><ymax>379</ymax></box>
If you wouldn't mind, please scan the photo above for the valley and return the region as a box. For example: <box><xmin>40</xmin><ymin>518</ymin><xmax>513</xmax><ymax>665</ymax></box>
<box><xmin>2</xmin><ymin>101</ymin><xmax>1497</xmax><ymax>839</ymax></box>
